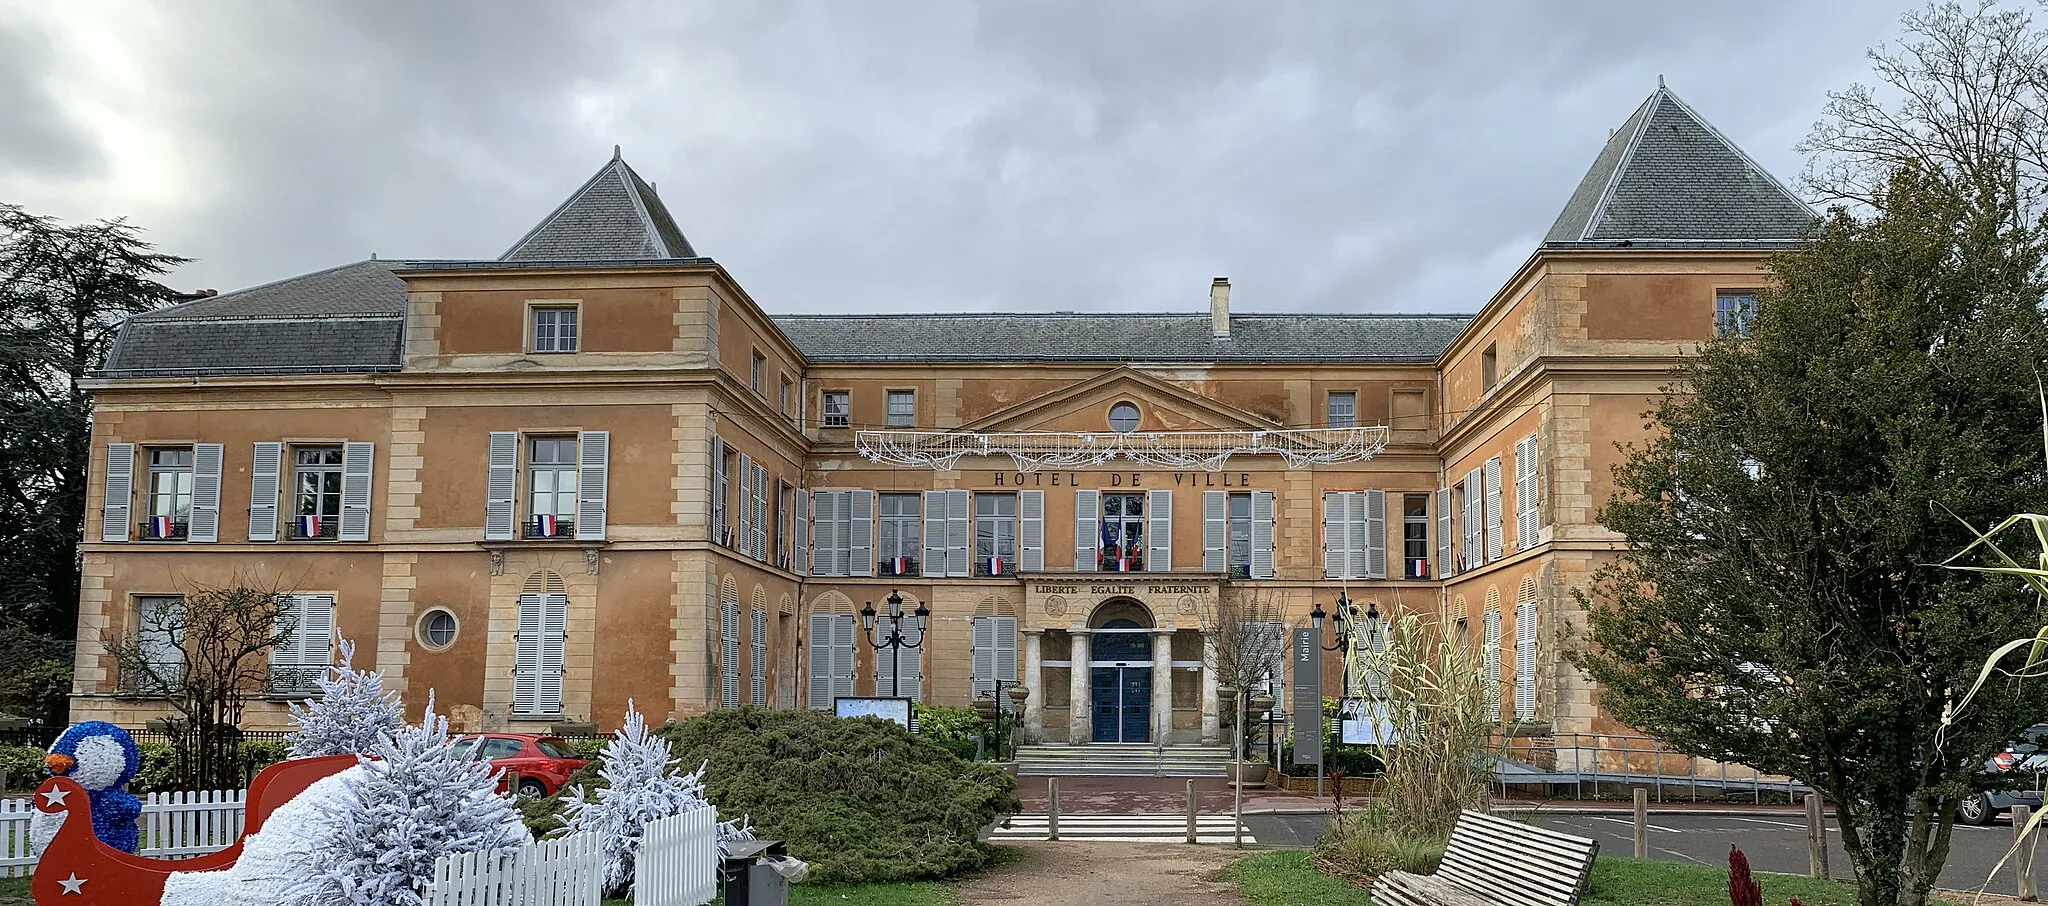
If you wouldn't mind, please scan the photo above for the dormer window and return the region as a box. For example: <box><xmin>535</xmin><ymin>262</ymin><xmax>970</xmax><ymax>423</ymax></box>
<box><xmin>532</xmin><ymin>306</ymin><xmax>579</xmax><ymax>353</ymax></box>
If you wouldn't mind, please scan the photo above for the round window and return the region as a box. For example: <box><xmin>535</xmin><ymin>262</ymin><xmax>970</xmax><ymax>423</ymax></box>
<box><xmin>417</xmin><ymin>608</ymin><xmax>458</xmax><ymax>650</ymax></box>
<box><xmin>1108</xmin><ymin>402</ymin><xmax>1141</xmax><ymax>433</ymax></box>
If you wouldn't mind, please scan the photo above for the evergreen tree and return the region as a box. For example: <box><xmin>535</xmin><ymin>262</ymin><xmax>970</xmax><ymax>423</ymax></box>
<box><xmin>286</xmin><ymin>640</ymin><xmax>403</xmax><ymax>759</ymax></box>
<box><xmin>558</xmin><ymin>700</ymin><xmax>715</xmax><ymax>895</ymax></box>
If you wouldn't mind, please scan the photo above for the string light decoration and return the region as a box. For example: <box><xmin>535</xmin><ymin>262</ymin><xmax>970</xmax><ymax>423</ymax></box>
<box><xmin>854</xmin><ymin>426</ymin><xmax>1391</xmax><ymax>472</ymax></box>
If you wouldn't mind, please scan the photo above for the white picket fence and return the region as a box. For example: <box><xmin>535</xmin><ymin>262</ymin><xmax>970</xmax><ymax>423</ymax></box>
<box><xmin>426</xmin><ymin>831</ymin><xmax>603</xmax><ymax>906</ymax></box>
<box><xmin>632</xmin><ymin>807</ymin><xmax>720</xmax><ymax>906</ymax></box>
<box><xmin>0</xmin><ymin>789</ymin><xmax>247</xmax><ymax>877</ymax></box>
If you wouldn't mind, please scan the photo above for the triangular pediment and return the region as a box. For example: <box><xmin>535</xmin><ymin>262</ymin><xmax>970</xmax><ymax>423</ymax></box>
<box><xmin>959</xmin><ymin>368</ymin><xmax>1283</xmax><ymax>434</ymax></box>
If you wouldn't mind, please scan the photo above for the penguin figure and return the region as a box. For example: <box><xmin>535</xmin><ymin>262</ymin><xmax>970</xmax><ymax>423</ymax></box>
<box><xmin>42</xmin><ymin>721</ymin><xmax>144</xmax><ymax>853</ymax></box>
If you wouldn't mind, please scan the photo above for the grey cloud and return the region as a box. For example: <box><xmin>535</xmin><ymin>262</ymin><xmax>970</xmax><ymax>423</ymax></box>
<box><xmin>0</xmin><ymin>20</ymin><xmax>101</xmax><ymax>179</ymax></box>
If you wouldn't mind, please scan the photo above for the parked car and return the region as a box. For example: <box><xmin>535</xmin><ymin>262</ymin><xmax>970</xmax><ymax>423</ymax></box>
<box><xmin>453</xmin><ymin>734</ymin><xmax>588</xmax><ymax>799</ymax></box>
<box><xmin>1958</xmin><ymin>723</ymin><xmax>2048</xmax><ymax>825</ymax></box>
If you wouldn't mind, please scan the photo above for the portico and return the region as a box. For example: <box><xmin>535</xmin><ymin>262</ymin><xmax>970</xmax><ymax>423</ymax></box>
<box><xmin>1020</xmin><ymin>576</ymin><xmax>1223</xmax><ymax>745</ymax></box>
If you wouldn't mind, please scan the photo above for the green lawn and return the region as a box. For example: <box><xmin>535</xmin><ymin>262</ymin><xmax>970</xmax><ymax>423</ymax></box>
<box><xmin>0</xmin><ymin>875</ymin><xmax>27</xmax><ymax>906</ymax></box>
<box><xmin>1225</xmin><ymin>850</ymin><xmax>1885</xmax><ymax>906</ymax></box>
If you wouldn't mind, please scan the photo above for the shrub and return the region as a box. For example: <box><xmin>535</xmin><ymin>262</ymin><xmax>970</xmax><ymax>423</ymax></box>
<box><xmin>914</xmin><ymin>704</ymin><xmax>988</xmax><ymax>761</ymax></box>
<box><xmin>0</xmin><ymin>744</ymin><xmax>45</xmax><ymax>792</ymax></box>
<box><xmin>1312</xmin><ymin>808</ymin><xmax>1445</xmax><ymax>883</ymax></box>
<box><xmin>130</xmin><ymin>741</ymin><xmax>179</xmax><ymax>794</ymax></box>
<box><xmin>658</xmin><ymin>707</ymin><xmax>1017</xmax><ymax>883</ymax></box>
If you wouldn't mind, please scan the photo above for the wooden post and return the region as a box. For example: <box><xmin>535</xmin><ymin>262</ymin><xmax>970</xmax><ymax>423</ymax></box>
<box><xmin>1047</xmin><ymin>777</ymin><xmax>1060</xmax><ymax>842</ymax></box>
<box><xmin>1632</xmin><ymin>788</ymin><xmax>1648</xmax><ymax>858</ymax></box>
<box><xmin>1186</xmin><ymin>779</ymin><xmax>1198</xmax><ymax>844</ymax></box>
<box><xmin>1806</xmin><ymin>793</ymin><xmax>1828</xmax><ymax>879</ymax></box>
<box><xmin>2016</xmin><ymin>803</ymin><xmax>2037</xmax><ymax>902</ymax></box>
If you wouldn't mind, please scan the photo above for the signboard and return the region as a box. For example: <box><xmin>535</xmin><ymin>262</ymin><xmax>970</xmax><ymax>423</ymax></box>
<box><xmin>835</xmin><ymin>697</ymin><xmax>914</xmax><ymax>728</ymax></box>
<box><xmin>1291</xmin><ymin>628</ymin><xmax>1321</xmax><ymax>765</ymax></box>
<box><xmin>1339</xmin><ymin>697</ymin><xmax>1399</xmax><ymax>746</ymax></box>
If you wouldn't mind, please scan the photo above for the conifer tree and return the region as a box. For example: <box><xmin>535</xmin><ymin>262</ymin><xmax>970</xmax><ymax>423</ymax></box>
<box><xmin>558</xmin><ymin>700</ymin><xmax>715</xmax><ymax>895</ymax></box>
<box><xmin>286</xmin><ymin>639</ymin><xmax>403</xmax><ymax>759</ymax></box>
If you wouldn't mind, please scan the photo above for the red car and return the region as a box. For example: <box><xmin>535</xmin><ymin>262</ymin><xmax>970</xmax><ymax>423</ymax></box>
<box><xmin>453</xmin><ymin>734</ymin><xmax>589</xmax><ymax>798</ymax></box>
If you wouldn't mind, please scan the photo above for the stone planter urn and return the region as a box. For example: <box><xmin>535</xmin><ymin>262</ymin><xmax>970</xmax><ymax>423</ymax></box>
<box><xmin>1248</xmin><ymin>693</ymin><xmax>1275</xmax><ymax>721</ymax></box>
<box><xmin>1228</xmin><ymin>760</ymin><xmax>1268</xmax><ymax>788</ymax></box>
<box><xmin>972</xmin><ymin>694</ymin><xmax>1000</xmax><ymax>722</ymax></box>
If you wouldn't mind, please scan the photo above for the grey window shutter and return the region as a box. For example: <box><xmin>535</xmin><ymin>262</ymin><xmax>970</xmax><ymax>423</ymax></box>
<box><xmin>1483</xmin><ymin>456</ymin><xmax>1504</xmax><ymax>562</ymax></box>
<box><xmin>1517</xmin><ymin>434</ymin><xmax>1540</xmax><ymax>549</ymax></box>
<box><xmin>1483</xmin><ymin>608</ymin><xmax>1502</xmax><ymax>716</ymax></box>
<box><xmin>1515</xmin><ymin>600</ymin><xmax>1537</xmax><ymax>720</ymax></box>
<box><xmin>1363</xmin><ymin>490</ymin><xmax>1386</xmax><ymax>580</ymax></box>
<box><xmin>751</xmin><ymin>464</ymin><xmax>768</xmax><ymax>559</ymax></box>
<box><xmin>102</xmin><ymin>443</ymin><xmax>134</xmax><ymax>542</ymax></box>
<box><xmin>340</xmin><ymin>441</ymin><xmax>375</xmax><ymax>541</ymax></box>
<box><xmin>832</xmin><ymin>614</ymin><xmax>855</xmax><ymax>702</ymax></box>
<box><xmin>248</xmin><ymin>442</ymin><xmax>282</xmax><ymax>542</ymax></box>
<box><xmin>485</xmin><ymin>432</ymin><xmax>518</xmax><ymax>541</ymax></box>
<box><xmin>848</xmin><ymin>490</ymin><xmax>874</xmax><ymax>576</ymax></box>
<box><xmin>514</xmin><ymin>594</ymin><xmax>542</xmax><ymax>712</ymax></box>
<box><xmin>815</xmin><ymin>491</ymin><xmax>845</xmax><ymax>576</ymax></box>
<box><xmin>877</xmin><ymin>641</ymin><xmax>922</xmax><ymax>701</ymax></box>
<box><xmin>995</xmin><ymin>616</ymin><xmax>1017</xmax><ymax>686</ymax></box>
<box><xmin>794</xmin><ymin>487</ymin><xmax>811</xmax><ymax>576</ymax></box>
<box><xmin>751</xmin><ymin>608</ymin><xmax>769</xmax><ymax>707</ymax></box>
<box><xmin>1146</xmin><ymin>489</ymin><xmax>1172</xmax><ymax>571</ymax></box>
<box><xmin>808</xmin><ymin>612</ymin><xmax>834</xmax><ymax>709</ymax></box>
<box><xmin>736</xmin><ymin>453</ymin><xmax>753</xmax><ymax>553</ymax></box>
<box><xmin>1322</xmin><ymin>492</ymin><xmax>1349</xmax><ymax>579</ymax></box>
<box><xmin>1462</xmin><ymin>469</ymin><xmax>1482</xmax><ymax>570</ymax></box>
<box><xmin>710</xmin><ymin>436</ymin><xmax>727</xmax><ymax>545</ymax></box>
<box><xmin>721</xmin><ymin>596</ymin><xmax>740</xmax><ymax>709</ymax></box>
<box><xmin>946</xmin><ymin>490</ymin><xmax>971</xmax><ymax>577</ymax></box>
<box><xmin>971</xmin><ymin>617</ymin><xmax>995</xmax><ymax>695</ymax></box>
<box><xmin>539</xmin><ymin>594</ymin><xmax>567</xmax><ymax>713</ymax></box>
<box><xmin>1018</xmin><ymin>490</ymin><xmax>1045</xmax><ymax>572</ymax></box>
<box><xmin>1203</xmin><ymin>490</ymin><xmax>1227</xmax><ymax>573</ymax></box>
<box><xmin>1250</xmin><ymin>490</ymin><xmax>1275</xmax><ymax>579</ymax></box>
<box><xmin>922</xmin><ymin>490</ymin><xmax>948</xmax><ymax>577</ymax></box>
<box><xmin>1435</xmin><ymin>487</ymin><xmax>1454</xmax><ymax>578</ymax></box>
<box><xmin>188</xmin><ymin>443</ymin><xmax>224</xmax><ymax>542</ymax></box>
<box><xmin>1073</xmin><ymin>489</ymin><xmax>1099</xmax><ymax>570</ymax></box>
<box><xmin>576</xmin><ymin>431</ymin><xmax>609</xmax><ymax>541</ymax></box>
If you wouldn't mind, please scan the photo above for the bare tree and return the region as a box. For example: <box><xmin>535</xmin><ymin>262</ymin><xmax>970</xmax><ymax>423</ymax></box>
<box><xmin>1196</xmin><ymin>586</ymin><xmax>1289</xmax><ymax>759</ymax></box>
<box><xmin>101</xmin><ymin>573</ymin><xmax>298</xmax><ymax>789</ymax></box>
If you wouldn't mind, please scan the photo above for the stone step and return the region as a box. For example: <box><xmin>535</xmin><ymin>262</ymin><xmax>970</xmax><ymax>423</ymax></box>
<box><xmin>1014</xmin><ymin>744</ymin><xmax>1233</xmax><ymax>777</ymax></box>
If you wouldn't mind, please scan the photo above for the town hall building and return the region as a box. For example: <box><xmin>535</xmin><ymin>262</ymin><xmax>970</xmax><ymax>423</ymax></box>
<box><xmin>69</xmin><ymin>85</ymin><xmax>1812</xmax><ymax>753</ymax></box>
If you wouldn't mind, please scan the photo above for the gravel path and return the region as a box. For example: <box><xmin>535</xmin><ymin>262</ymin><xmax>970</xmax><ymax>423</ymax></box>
<box><xmin>957</xmin><ymin>841</ymin><xmax>1246</xmax><ymax>906</ymax></box>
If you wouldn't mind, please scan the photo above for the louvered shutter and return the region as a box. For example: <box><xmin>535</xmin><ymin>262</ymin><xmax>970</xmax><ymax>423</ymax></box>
<box><xmin>1202</xmin><ymin>491</ymin><xmax>1227</xmax><ymax>572</ymax></box>
<box><xmin>946</xmin><ymin>490</ymin><xmax>971</xmax><ymax>577</ymax></box>
<box><xmin>751</xmin><ymin>608</ymin><xmax>769</xmax><ymax>707</ymax></box>
<box><xmin>538</xmin><ymin>594</ymin><xmax>567</xmax><ymax>713</ymax></box>
<box><xmin>1018</xmin><ymin>490</ymin><xmax>1045</xmax><ymax>572</ymax></box>
<box><xmin>1462</xmin><ymin>469</ymin><xmax>1482</xmax><ymax>570</ymax></box>
<box><xmin>102</xmin><ymin>443</ymin><xmax>134</xmax><ymax>542</ymax></box>
<box><xmin>1363</xmin><ymin>490</ymin><xmax>1386</xmax><ymax>580</ymax></box>
<box><xmin>1515</xmin><ymin>600</ymin><xmax>1537</xmax><ymax>720</ymax></box>
<box><xmin>1146</xmin><ymin>489</ymin><xmax>1172</xmax><ymax>571</ymax></box>
<box><xmin>808</xmin><ymin>613</ymin><xmax>835</xmax><ymax>709</ymax></box>
<box><xmin>1250</xmin><ymin>490</ymin><xmax>1275</xmax><ymax>579</ymax></box>
<box><xmin>1517</xmin><ymin>434</ymin><xmax>1540</xmax><ymax>549</ymax></box>
<box><xmin>1323</xmin><ymin>492</ymin><xmax>1350</xmax><ymax>579</ymax></box>
<box><xmin>877</xmin><ymin>641</ymin><xmax>922</xmax><ymax>701</ymax></box>
<box><xmin>486</xmin><ymin>432</ymin><xmax>518</xmax><ymax>541</ymax></box>
<box><xmin>922</xmin><ymin>490</ymin><xmax>947</xmax><ymax>577</ymax></box>
<box><xmin>710</xmin><ymin>436</ymin><xmax>727</xmax><ymax>544</ymax></box>
<box><xmin>1435</xmin><ymin>487</ymin><xmax>1454</xmax><ymax>578</ymax></box>
<box><xmin>1074</xmin><ymin>489</ymin><xmax>1099</xmax><ymax>571</ymax></box>
<box><xmin>971</xmin><ymin>617</ymin><xmax>995</xmax><ymax>695</ymax></box>
<box><xmin>721</xmin><ymin>597</ymin><xmax>740</xmax><ymax>709</ymax></box>
<box><xmin>847</xmin><ymin>490</ymin><xmax>874</xmax><ymax>576</ymax></box>
<box><xmin>273</xmin><ymin>595</ymin><xmax>333</xmax><ymax>695</ymax></box>
<box><xmin>751</xmin><ymin>464</ymin><xmax>769</xmax><ymax>559</ymax></box>
<box><xmin>994</xmin><ymin>616</ymin><xmax>1018</xmax><ymax>689</ymax></box>
<box><xmin>1363</xmin><ymin>615</ymin><xmax>1388</xmax><ymax>699</ymax></box>
<box><xmin>339</xmin><ymin>441</ymin><xmax>374</xmax><ymax>541</ymax></box>
<box><xmin>249</xmin><ymin>442</ymin><xmax>282</xmax><ymax>542</ymax></box>
<box><xmin>794</xmin><ymin>488</ymin><xmax>811</xmax><ymax>576</ymax></box>
<box><xmin>1482</xmin><ymin>608</ymin><xmax>1502</xmax><ymax>717</ymax></box>
<box><xmin>188</xmin><ymin>443</ymin><xmax>224</xmax><ymax>543</ymax></box>
<box><xmin>514</xmin><ymin>595</ymin><xmax>543</xmax><ymax>712</ymax></box>
<box><xmin>1483</xmin><ymin>457</ymin><xmax>1503</xmax><ymax>562</ymax></box>
<box><xmin>831</xmin><ymin>614</ymin><xmax>855</xmax><ymax>702</ymax></box>
<box><xmin>736</xmin><ymin>453</ymin><xmax>753</xmax><ymax>554</ymax></box>
<box><xmin>576</xmin><ymin>431</ymin><xmax>609</xmax><ymax>541</ymax></box>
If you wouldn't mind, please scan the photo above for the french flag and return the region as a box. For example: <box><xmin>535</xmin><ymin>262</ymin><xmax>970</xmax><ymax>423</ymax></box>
<box><xmin>533</xmin><ymin>514</ymin><xmax>560</xmax><ymax>537</ymax></box>
<box><xmin>1112</xmin><ymin>556</ymin><xmax>1135</xmax><ymax>573</ymax></box>
<box><xmin>297</xmin><ymin>515</ymin><xmax>321</xmax><ymax>538</ymax></box>
<box><xmin>149</xmin><ymin>515</ymin><xmax>174</xmax><ymax>538</ymax></box>
<box><xmin>1410</xmin><ymin>559</ymin><xmax>1430</xmax><ymax>578</ymax></box>
<box><xmin>888</xmin><ymin>556</ymin><xmax>910</xmax><ymax>576</ymax></box>
<box><xmin>985</xmin><ymin>556</ymin><xmax>1005</xmax><ymax>576</ymax></box>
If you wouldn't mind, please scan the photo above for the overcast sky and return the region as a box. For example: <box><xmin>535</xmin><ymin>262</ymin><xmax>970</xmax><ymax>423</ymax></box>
<box><xmin>0</xmin><ymin>1</ymin><xmax>1911</xmax><ymax>315</ymax></box>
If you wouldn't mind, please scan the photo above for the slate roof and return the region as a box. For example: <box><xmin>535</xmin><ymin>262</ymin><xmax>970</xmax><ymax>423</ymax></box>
<box><xmin>100</xmin><ymin>260</ymin><xmax>409</xmax><ymax>378</ymax></box>
<box><xmin>500</xmin><ymin>151</ymin><xmax>696</xmax><ymax>261</ymax></box>
<box><xmin>771</xmin><ymin>313</ymin><xmax>1470</xmax><ymax>363</ymax></box>
<box><xmin>1544</xmin><ymin>85</ymin><xmax>1814</xmax><ymax>246</ymax></box>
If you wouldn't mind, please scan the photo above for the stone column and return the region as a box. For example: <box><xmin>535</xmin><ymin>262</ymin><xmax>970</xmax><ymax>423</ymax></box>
<box><xmin>1200</xmin><ymin>631</ymin><xmax>1221</xmax><ymax>744</ymax></box>
<box><xmin>1022</xmin><ymin>629</ymin><xmax>1045</xmax><ymax>744</ymax></box>
<box><xmin>1067</xmin><ymin>629</ymin><xmax>1092</xmax><ymax>745</ymax></box>
<box><xmin>1152</xmin><ymin>628</ymin><xmax>1175</xmax><ymax>746</ymax></box>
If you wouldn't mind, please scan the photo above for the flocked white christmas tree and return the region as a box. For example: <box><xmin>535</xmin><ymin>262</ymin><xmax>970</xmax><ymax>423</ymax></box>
<box><xmin>286</xmin><ymin>639</ymin><xmax>404</xmax><ymax>759</ymax></box>
<box><xmin>289</xmin><ymin>692</ymin><xmax>527</xmax><ymax>906</ymax></box>
<box><xmin>558</xmin><ymin>700</ymin><xmax>741</xmax><ymax>895</ymax></box>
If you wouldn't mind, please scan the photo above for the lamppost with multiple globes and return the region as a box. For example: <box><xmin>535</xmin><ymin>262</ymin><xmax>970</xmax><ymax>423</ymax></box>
<box><xmin>860</xmin><ymin>590</ymin><xmax>929</xmax><ymax>699</ymax></box>
<box><xmin>1309</xmin><ymin>593</ymin><xmax>1379</xmax><ymax>798</ymax></box>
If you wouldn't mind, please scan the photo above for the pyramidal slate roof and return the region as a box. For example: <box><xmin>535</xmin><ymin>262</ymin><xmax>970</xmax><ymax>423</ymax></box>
<box><xmin>772</xmin><ymin>313</ymin><xmax>1470</xmax><ymax>363</ymax></box>
<box><xmin>500</xmin><ymin>149</ymin><xmax>696</xmax><ymax>261</ymax></box>
<box><xmin>1544</xmin><ymin>85</ymin><xmax>1814</xmax><ymax>247</ymax></box>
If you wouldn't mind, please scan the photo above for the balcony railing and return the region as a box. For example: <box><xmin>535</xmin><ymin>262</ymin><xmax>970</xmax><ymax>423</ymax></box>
<box><xmin>139</xmin><ymin>519</ymin><xmax>189</xmax><ymax>541</ymax></box>
<box><xmin>268</xmin><ymin>666</ymin><xmax>324</xmax><ymax>698</ymax></box>
<box><xmin>287</xmin><ymin>517</ymin><xmax>339</xmax><ymax>541</ymax></box>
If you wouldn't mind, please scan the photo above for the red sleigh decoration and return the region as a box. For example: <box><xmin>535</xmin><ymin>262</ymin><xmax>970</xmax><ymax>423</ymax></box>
<box><xmin>29</xmin><ymin>755</ymin><xmax>356</xmax><ymax>905</ymax></box>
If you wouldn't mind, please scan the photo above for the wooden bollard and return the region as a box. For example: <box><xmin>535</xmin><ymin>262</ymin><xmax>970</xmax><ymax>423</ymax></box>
<box><xmin>2016</xmin><ymin>803</ymin><xmax>2037</xmax><ymax>901</ymax></box>
<box><xmin>1806</xmin><ymin>793</ymin><xmax>1829</xmax><ymax>880</ymax></box>
<box><xmin>1047</xmin><ymin>777</ymin><xmax>1060</xmax><ymax>841</ymax></box>
<box><xmin>1633</xmin><ymin>788</ymin><xmax>1648</xmax><ymax>858</ymax></box>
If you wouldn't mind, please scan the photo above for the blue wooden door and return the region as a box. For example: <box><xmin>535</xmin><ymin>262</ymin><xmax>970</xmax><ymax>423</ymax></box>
<box><xmin>1091</xmin><ymin>666</ymin><xmax>1152</xmax><ymax>743</ymax></box>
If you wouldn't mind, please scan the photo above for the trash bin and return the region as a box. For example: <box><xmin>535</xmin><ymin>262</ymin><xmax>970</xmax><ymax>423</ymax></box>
<box><xmin>721</xmin><ymin>839</ymin><xmax>797</xmax><ymax>906</ymax></box>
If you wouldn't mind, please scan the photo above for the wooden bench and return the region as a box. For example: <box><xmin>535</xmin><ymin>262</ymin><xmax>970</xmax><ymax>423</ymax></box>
<box><xmin>1371</xmin><ymin>810</ymin><xmax>1601</xmax><ymax>906</ymax></box>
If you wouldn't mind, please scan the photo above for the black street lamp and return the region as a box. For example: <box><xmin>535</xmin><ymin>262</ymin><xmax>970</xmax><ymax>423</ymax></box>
<box><xmin>861</xmin><ymin>590</ymin><xmax>929</xmax><ymax>699</ymax></box>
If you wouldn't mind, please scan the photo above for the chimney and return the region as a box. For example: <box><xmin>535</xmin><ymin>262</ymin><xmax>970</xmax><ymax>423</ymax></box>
<box><xmin>1211</xmin><ymin>277</ymin><xmax>1231</xmax><ymax>338</ymax></box>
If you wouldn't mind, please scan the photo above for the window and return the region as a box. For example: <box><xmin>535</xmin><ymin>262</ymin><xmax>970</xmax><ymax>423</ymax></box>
<box><xmin>1327</xmin><ymin>391</ymin><xmax>1356</xmax><ymax>429</ymax></box>
<box><xmin>479</xmin><ymin>738</ymin><xmax>525</xmax><ymax>760</ymax></box>
<box><xmin>527</xmin><ymin>437</ymin><xmax>578</xmax><ymax>538</ymax></box>
<box><xmin>1403</xmin><ymin>493</ymin><xmax>1430</xmax><ymax>579</ymax></box>
<box><xmin>821</xmin><ymin>390</ymin><xmax>850</xmax><ymax>428</ymax></box>
<box><xmin>513</xmin><ymin>592</ymin><xmax>567</xmax><ymax>714</ymax></box>
<box><xmin>1480</xmin><ymin>344</ymin><xmax>1498</xmax><ymax>390</ymax></box>
<box><xmin>1227</xmin><ymin>492</ymin><xmax>1254</xmax><ymax>576</ymax></box>
<box><xmin>779</xmin><ymin>377</ymin><xmax>792</xmax><ymax>417</ymax></box>
<box><xmin>532</xmin><ymin>307</ymin><xmax>579</xmax><ymax>353</ymax></box>
<box><xmin>976</xmin><ymin>493</ymin><xmax>1017</xmax><ymax>576</ymax></box>
<box><xmin>808</xmin><ymin>610</ymin><xmax>855</xmax><ymax>709</ymax></box>
<box><xmin>1108</xmin><ymin>401</ymin><xmax>1140</xmax><ymax>433</ymax></box>
<box><xmin>1243</xmin><ymin>620</ymin><xmax>1286</xmax><ymax>698</ymax></box>
<box><xmin>289</xmin><ymin>446</ymin><xmax>343</xmax><ymax>540</ymax></box>
<box><xmin>1099</xmin><ymin>493</ymin><xmax>1145</xmax><ymax>571</ymax></box>
<box><xmin>1716</xmin><ymin>292</ymin><xmax>1757</xmax><ymax>337</ymax></box>
<box><xmin>417</xmin><ymin>608</ymin><xmax>458</xmax><ymax>650</ymax></box>
<box><xmin>877</xmin><ymin>493</ymin><xmax>920</xmax><ymax>575</ymax></box>
<box><xmin>146</xmin><ymin>448</ymin><xmax>193</xmax><ymax>540</ymax></box>
<box><xmin>131</xmin><ymin>595</ymin><xmax>184</xmax><ymax>694</ymax></box>
<box><xmin>535</xmin><ymin>738</ymin><xmax>578</xmax><ymax>759</ymax></box>
<box><xmin>886</xmin><ymin>390</ymin><xmax>916</xmax><ymax>427</ymax></box>
<box><xmin>270</xmin><ymin>594</ymin><xmax>334</xmax><ymax>696</ymax></box>
<box><xmin>750</xmin><ymin>351</ymin><xmax>765</xmax><ymax>392</ymax></box>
